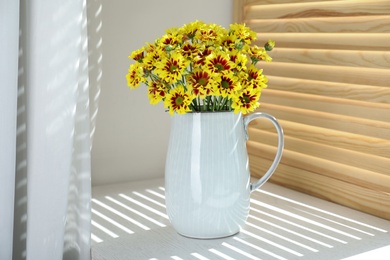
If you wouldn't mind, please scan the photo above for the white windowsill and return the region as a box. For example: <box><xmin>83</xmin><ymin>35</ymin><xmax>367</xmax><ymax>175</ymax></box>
<box><xmin>91</xmin><ymin>178</ymin><xmax>390</xmax><ymax>260</ymax></box>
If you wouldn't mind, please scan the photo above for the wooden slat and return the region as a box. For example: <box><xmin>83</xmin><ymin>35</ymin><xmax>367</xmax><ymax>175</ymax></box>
<box><xmin>261</xmin><ymin>89</ymin><xmax>390</xmax><ymax>121</ymax></box>
<box><xmin>248</xmin><ymin>119</ymin><xmax>390</xmax><ymax>158</ymax></box>
<box><xmin>233</xmin><ymin>0</ymin><xmax>245</xmax><ymax>23</ymax></box>
<box><xmin>259</xmin><ymin>62</ymin><xmax>390</xmax><ymax>87</ymax></box>
<box><xmin>245</xmin><ymin>0</ymin><xmax>390</xmax><ymax>20</ymax></box>
<box><xmin>244</xmin><ymin>0</ymin><xmax>357</xmax><ymax>5</ymax></box>
<box><xmin>257</xmin><ymin>103</ymin><xmax>390</xmax><ymax>139</ymax></box>
<box><xmin>265</xmin><ymin>48</ymin><xmax>390</xmax><ymax>69</ymax></box>
<box><xmin>267</xmin><ymin>76</ymin><xmax>390</xmax><ymax>104</ymax></box>
<box><xmin>249</xmin><ymin>156</ymin><xmax>390</xmax><ymax>220</ymax></box>
<box><xmin>236</xmin><ymin>0</ymin><xmax>390</xmax><ymax>220</ymax></box>
<box><xmin>247</xmin><ymin>141</ymin><xmax>390</xmax><ymax>192</ymax></box>
<box><xmin>248</xmin><ymin>127</ymin><xmax>390</xmax><ymax>173</ymax></box>
<box><xmin>255</xmin><ymin>33</ymin><xmax>390</xmax><ymax>51</ymax></box>
<box><xmin>248</xmin><ymin>15</ymin><xmax>390</xmax><ymax>33</ymax></box>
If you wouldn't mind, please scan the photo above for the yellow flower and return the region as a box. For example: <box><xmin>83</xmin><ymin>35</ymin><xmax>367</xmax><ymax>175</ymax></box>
<box><xmin>144</xmin><ymin>42</ymin><xmax>156</xmax><ymax>53</ymax></box>
<box><xmin>147</xmin><ymin>80</ymin><xmax>167</xmax><ymax>105</ymax></box>
<box><xmin>229</xmin><ymin>50</ymin><xmax>248</xmax><ymax>72</ymax></box>
<box><xmin>129</xmin><ymin>47</ymin><xmax>145</xmax><ymax>61</ymax></box>
<box><xmin>229</xmin><ymin>23</ymin><xmax>257</xmax><ymax>44</ymax></box>
<box><xmin>159</xmin><ymin>27</ymin><xmax>182</xmax><ymax>50</ymax></box>
<box><xmin>155</xmin><ymin>52</ymin><xmax>189</xmax><ymax>84</ymax></box>
<box><xmin>180</xmin><ymin>20</ymin><xmax>205</xmax><ymax>39</ymax></box>
<box><xmin>205</xmin><ymin>51</ymin><xmax>234</xmax><ymax>74</ymax></box>
<box><xmin>126</xmin><ymin>63</ymin><xmax>146</xmax><ymax>89</ymax></box>
<box><xmin>222</xmin><ymin>33</ymin><xmax>245</xmax><ymax>52</ymax></box>
<box><xmin>214</xmin><ymin>72</ymin><xmax>240</xmax><ymax>99</ymax></box>
<box><xmin>195</xmin><ymin>23</ymin><xmax>226</xmax><ymax>45</ymax></box>
<box><xmin>143</xmin><ymin>46</ymin><xmax>165</xmax><ymax>71</ymax></box>
<box><xmin>248</xmin><ymin>45</ymin><xmax>272</xmax><ymax>63</ymax></box>
<box><xmin>232</xmin><ymin>88</ymin><xmax>261</xmax><ymax>114</ymax></box>
<box><xmin>244</xmin><ymin>64</ymin><xmax>268</xmax><ymax>90</ymax></box>
<box><xmin>263</xmin><ymin>52</ymin><xmax>273</xmax><ymax>62</ymax></box>
<box><xmin>181</xmin><ymin>42</ymin><xmax>200</xmax><ymax>60</ymax></box>
<box><xmin>194</xmin><ymin>47</ymin><xmax>213</xmax><ymax>66</ymax></box>
<box><xmin>164</xmin><ymin>85</ymin><xmax>193</xmax><ymax>115</ymax></box>
<box><xmin>125</xmin><ymin>21</ymin><xmax>274</xmax><ymax>115</ymax></box>
<box><xmin>186</xmin><ymin>70</ymin><xmax>216</xmax><ymax>98</ymax></box>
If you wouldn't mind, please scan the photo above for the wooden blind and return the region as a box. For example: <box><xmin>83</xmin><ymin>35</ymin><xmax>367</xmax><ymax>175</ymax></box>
<box><xmin>234</xmin><ymin>0</ymin><xmax>390</xmax><ymax>220</ymax></box>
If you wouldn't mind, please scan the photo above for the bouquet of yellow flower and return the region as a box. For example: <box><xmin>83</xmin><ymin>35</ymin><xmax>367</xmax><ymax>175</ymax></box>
<box><xmin>126</xmin><ymin>20</ymin><xmax>274</xmax><ymax>115</ymax></box>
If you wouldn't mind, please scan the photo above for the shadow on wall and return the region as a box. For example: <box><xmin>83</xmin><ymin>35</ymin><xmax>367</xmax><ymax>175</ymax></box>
<box><xmin>13</xmin><ymin>1</ymin><xmax>28</xmax><ymax>258</ymax></box>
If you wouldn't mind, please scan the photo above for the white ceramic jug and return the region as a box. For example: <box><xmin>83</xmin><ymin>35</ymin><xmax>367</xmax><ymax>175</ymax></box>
<box><xmin>165</xmin><ymin>111</ymin><xmax>284</xmax><ymax>238</ymax></box>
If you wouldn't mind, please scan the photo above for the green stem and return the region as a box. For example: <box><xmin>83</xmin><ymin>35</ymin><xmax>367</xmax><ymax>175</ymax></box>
<box><xmin>180</xmin><ymin>75</ymin><xmax>187</xmax><ymax>90</ymax></box>
<box><xmin>213</xmin><ymin>96</ymin><xmax>218</xmax><ymax>111</ymax></box>
<box><xmin>207</xmin><ymin>96</ymin><xmax>212</xmax><ymax>111</ymax></box>
<box><xmin>192</xmin><ymin>98</ymin><xmax>198</xmax><ymax>112</ymax></box>
<box><xmin>189</xmin><ymin>103</ymin><xmax>197</xmax><ymax>112</ymax></box>
<box><xmin>228</xmin><ymin>99</ymin><xmax>233</xmax><ymax>111</ymax></box>
<box><xmin>218</xmin><ymin>96</ymin><xmax>226</xmax><ymax>110</ymax></box>
<box><xmin>219</xmin><ymin>97</ymin><xmax>228</xmax><ymax>110</ymax></box>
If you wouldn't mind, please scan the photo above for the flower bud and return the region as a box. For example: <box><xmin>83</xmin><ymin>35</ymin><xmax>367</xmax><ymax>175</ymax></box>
<box><xmin>264</xmin><ymin>40</ymin><xmax>275</xmax><ymax>51</ymax></box>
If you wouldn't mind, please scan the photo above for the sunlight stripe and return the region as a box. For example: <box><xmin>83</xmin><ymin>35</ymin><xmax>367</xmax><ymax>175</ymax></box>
<box><xmin>222</xmin><ymin>242</ymin><xmax>262</xmax><ymax>260</ymax></box>
<box><xmin>146</xmin><ymin>189</ymin><xmax>166</xmax><ymax>199</ymax></box>
<box><xmin>92</xmin><ymin>199</ymin><xmax>150</xmax><ymax>230</ymax></box>
<box><xmin>241</xmin><ymin>229</ymin><xmax>303</xmax><ymax>257</ymax></box>
<box><xmin>91</xmin><ymin>220</ymin><xmax>118</xmax><ymax>238</ymax></box>
<box><xmin>251</xmin><ymin>199</ymin><xmax>361</xmax><ymax>240</ymax></box>
<box><xmin>119</xmin><ymin>193</ymin><xmax>169</xmax><ymax>219</ymax></box>
<box><xmin>248</xmin><ymin>214</ymin><xmax>332</xmax><ymax>248</ymax></box>
<box><xmin>91</xmin><ymin>233</ymin><xmax>103</xmax><ymax>243</ymax></box>
<box><xmin>133</xmin><ymin>191</ymin><xmax>166</xmax><ymax>208</ymax></box>
<box><xmin>250</xmin><ymin>206</ymin><xmax>346</xmax><ymax>244</ymax></box>
<box><xmin>233</xmin><ymin>237</ymin><xmax>287</xmax><ymax>260</ymax></box>
<box><xmin>92</xmin><ymin>208</ymin><xmax>134</xmax><ymax>234</ymax></box>
<box><xmin>105</xmin><ymin>196</ymin><xmax>166</xmax><ymax>227</ymax></box>
<box><xmin>209</xmin><ymin>249</ymin><xmax>235</xmax><ymax>260</ymax></box>
<box><xmin>255</xmin><ymin>189</ymin><xmax>388</xmax><ymax>233</ymax></box>
<box><xmin>246</xmin><ymin>222</ymin><xmax>318</xmax><ymax>252</ymax></box>
<box><xmin>295</xmin><ymin>208</ymin><xmax>375</xmax><ymax>236</ymax></box>
<box><xmin>191</xmin><ymin>252</ymin><xmax>210</xmax><ymax>260</ymax></box>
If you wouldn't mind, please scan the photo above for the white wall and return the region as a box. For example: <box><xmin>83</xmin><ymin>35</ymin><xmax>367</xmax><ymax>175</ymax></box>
<box><xmin>92</xmin><ymin>0</ymin><xmax>233</xmax><ymax>186</ymax></box>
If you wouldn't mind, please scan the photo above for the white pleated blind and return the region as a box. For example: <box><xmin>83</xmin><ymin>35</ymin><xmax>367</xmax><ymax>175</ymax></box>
<box><xmin>234</xmin><ymin>0</ymin><xmax>390</xmax><ymax>220</ymax></box>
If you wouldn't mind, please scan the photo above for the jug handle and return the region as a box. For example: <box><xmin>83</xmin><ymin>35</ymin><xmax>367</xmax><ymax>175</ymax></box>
<box><xmin>243</xmin><ymin>112</ymin><xmax>284</xmax><ymax>192</ymax></box>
